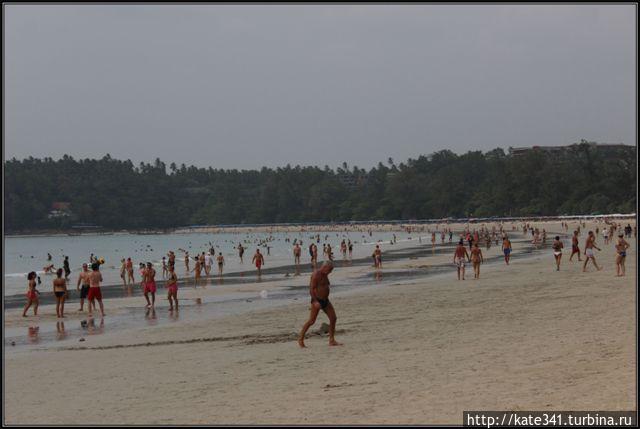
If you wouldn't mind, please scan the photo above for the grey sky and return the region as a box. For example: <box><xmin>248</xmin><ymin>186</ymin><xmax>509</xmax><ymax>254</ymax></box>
<box><xmin>4</xmin><ymin>4</ymin><xmax>636</xmax><ymax>170</ymax></box>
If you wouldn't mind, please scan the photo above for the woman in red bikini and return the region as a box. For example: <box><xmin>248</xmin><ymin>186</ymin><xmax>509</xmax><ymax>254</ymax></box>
<box><xmin>22</xmin><ymin>271</ymin><xmax>40</xmax><ymax>317</ymax></box>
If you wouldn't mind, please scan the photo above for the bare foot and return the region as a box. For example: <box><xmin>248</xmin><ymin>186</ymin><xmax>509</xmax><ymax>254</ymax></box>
<box><xmin>329</xmin><ymin>340</ymin><xmax>343</xmax><ymax>346</ymax></box>
<box><xmin>298</xmin><ymin>338</ymin><xmax>306</xmax><ymax>348</ymax></box>
<box><xmin>22</xmin><ymin>314</ymin><xmax>27</xmax><ymax>318</ymax></box>
<box><xmin>597</xmin><ymin>267</ymin><xmax>603</xmax><ymax>271</ymax></box>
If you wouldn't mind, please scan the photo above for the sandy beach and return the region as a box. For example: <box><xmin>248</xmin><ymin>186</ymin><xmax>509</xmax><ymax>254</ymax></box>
<box><xmin>3</xmin><ymin>220</ymin><xmax>636</xmax><ymax>424</ymax></box>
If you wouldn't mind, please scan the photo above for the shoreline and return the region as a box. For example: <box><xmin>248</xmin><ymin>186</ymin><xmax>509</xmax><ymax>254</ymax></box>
<box><xmin>5</xmin><ymin>233</ymin><xmax>544</xmax><ymax>308</ymax></box>
<box><xmin>4</xmin><ymin>213</ymin><xmax>635</xmax><ymax>238</ymax></box>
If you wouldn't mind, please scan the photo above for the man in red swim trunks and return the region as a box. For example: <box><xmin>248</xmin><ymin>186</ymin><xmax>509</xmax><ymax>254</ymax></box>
<box><xmin>252</xmin><ymin>249</ymin><xmax>265</xmax><ymax>276</ymax></box>
<box><xmin>143</xmin><ymin>262</ymin><xmax>157</xmax><ymax>308</ymax></box>
<box><xmin>569</xmin><ymin>230</ymin><xmax>582</xmax><ymax>262</ymax></box>
<box><xmin>87</xmin><ymin>262</ymin><xmax>105</xmax><ymax>317</ymax></box>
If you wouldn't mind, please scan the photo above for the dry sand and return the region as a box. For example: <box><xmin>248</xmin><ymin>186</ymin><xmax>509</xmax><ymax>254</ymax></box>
<box><xmin>4</xmin><ymin>220</ymin><xmax>636</xmax><ymax>424</ymax></box>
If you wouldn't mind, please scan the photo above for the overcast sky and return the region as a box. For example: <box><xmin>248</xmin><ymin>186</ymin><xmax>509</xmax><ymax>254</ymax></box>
<box><xmin>4</xmin><ymin>4</ymin><xmax>636</xmax><ymax>170</ymax></box>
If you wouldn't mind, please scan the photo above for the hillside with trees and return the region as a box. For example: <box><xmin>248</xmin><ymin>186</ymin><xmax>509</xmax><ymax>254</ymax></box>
<box><xmin>4</xmin><ymin>142</ymin><xmax>636</xmax><ymax>232</ymax></box>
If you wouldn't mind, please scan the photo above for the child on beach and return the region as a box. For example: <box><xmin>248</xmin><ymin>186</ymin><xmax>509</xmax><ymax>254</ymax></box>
<box><xmin>22</xmin><ymin>272</ymin><xmax>40</xmax><ymax>317</ymax></box>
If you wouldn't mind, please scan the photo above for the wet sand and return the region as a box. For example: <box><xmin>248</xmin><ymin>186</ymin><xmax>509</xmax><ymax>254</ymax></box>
<box><xmin>3</xmin><ymin>220</ymin><xmax>636</xmax><ymax>424</ymax></box>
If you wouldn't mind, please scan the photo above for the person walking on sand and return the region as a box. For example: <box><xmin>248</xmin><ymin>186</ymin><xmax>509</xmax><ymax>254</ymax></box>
<box><xmin>583</xmin><ymin>231</ymin><xmax>602</xmax><ymax>272</ymax></box>
<box><xmin>298</xmin><ymin>261</ymin><xmax>342</xmax><ymax>348</ymax></box>
<box><xmin>88</xmin><ymin>262</ymin><xmax>105</xmax><ymax>318</ymax></box>
<box><xmin>143</xmin><ymin>262</ymin><xmax>157</xmax><ymax>308</ymax></box>
<box><xmin>184</xmin><ymin>252</ymin><xmax>190</xmax><ymax>273</ymax></box>
<box><xmin>77</xmin><ymin>263</ymin><xmax>92</xmax><ymax>312</ymax></box>
<box><xmin>470</xmin><ymin>243</ymin><xmax>483</xmax><ymax>279</ymax></box>
<box><xmin>166</xmin><ymin>264</ymin><xmax>179</xmax><ymax>311</ymax></box>
<box><xmin>454</xmin><ymin>240</ymin><xmax>470</xmax><ymax>280</ymax></box>
<box><xmin>252</xmin><ymin>249</ymin><xmax>265</xmax><ymax>276</ymax></box>
<box><xmin>53</xmin><ymin>268</ymin><xmax>68</xmax><ymax>318</ymax></box>
<box><xmin>238</xmin><ymin>243</ymin><xmax>245</xmax><ymax>263</ymax></box>
<box><xmin>615</xmin><ymin>233</ymin><xmax>629</xmax><ymax>277</ymax></box>
<box><xmin>502</xmin><ymin>235</ymin><xmax>512</xmax><ymax>265</ymax></box>
<box><xmin>22</xmin><ymin>272</ymin><xmax>40</xmax><ymax>317</ymax></box>
<box><xmin>552</xmin><ymin>236</ymin><xmax>564</xmax><ymax>271</ymax></box>
<box><xmin>373</xmin><ymin>245</ymin><xmax>382</xmax><ymax>269</ymax></box>
<box><xmin>569</xmin><ymin>231</ymin><xmax>582</xmax><ymax>262</ymax></box>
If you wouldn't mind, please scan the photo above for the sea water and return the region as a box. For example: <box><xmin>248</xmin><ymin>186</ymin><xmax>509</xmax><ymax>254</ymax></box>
<box><xmin>3</xmin><ymin>229</ymin><xmax>426</xmax><ymax>297</ymax></box>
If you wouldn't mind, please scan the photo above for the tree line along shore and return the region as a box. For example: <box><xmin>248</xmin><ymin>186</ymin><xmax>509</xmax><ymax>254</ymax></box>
<box><xmin>4</xmin><ymin>142</ymin><xmax>636</xmax><ymax>232</ymax></box>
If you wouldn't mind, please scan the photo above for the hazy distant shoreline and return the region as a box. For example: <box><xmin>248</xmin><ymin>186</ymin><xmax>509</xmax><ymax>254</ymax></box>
<box><xmin>5</xmin><ymin>213</ymin><xmax>635</xmax><ymax>238</ymax></box>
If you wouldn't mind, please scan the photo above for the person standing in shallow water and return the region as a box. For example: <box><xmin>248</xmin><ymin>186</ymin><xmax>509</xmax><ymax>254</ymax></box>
<box><xmin>63</xmin><ymin>256</ymin><xmax>71</xmax><ymax>281</ymax></box>
<box><xmin>298</xmin><ymin>261</ymin><xmax>342</xmax><ymax>348</ymax></box>
<box><xmin>252</xmin><ymin>249</ymin><xmax>265</xmax><ymax>276</ymax></box>
<box><xmin>88</xmin><ymin>262</ymin><xmax>105</xmax><ymax>318</ymax></box>
<box><xmin>294</xmin><ymin>243</ymin><xmax>302</xmax><ymax>267</ymax></box>
<box><xmin>217</xmin><ymin>253</ymin><xmax>225</xmax><ymax>276</ymax></box>
<box><xmin>143</xmin><ymin>262</ymin><xmax>157</xmax><ymax>308</ymax></box>
<box><xmin>53</xmin><ymin>268</ymin><xmax>68</xmax><ymax>318</ymax></box>
<box><xmin>238</xmin><ymin>244</ymin><xmax>245</xmax><ymax>263</ymax></box>
<box><xmin>77</xmin><ymin>263</ymin><xmax>92</xmax><ymax>312</ymax></box>
<box><xmin>166</xmin><ymin>264</ymin><xmax>179</xmax><ymax>311</ymax></box>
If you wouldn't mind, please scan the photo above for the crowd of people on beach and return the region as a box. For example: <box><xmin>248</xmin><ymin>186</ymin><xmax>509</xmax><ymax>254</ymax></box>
<box><xmin>21</xmin><ymin>219</ymin><xmax>635</xmax><ymax>349</ymax></box>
